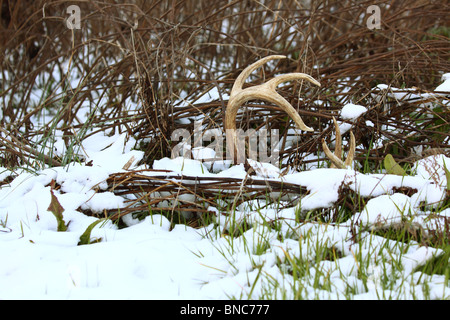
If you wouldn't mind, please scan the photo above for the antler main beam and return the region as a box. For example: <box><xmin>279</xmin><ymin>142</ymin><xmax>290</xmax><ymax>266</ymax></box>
<box><xmin>225</xmin><ymin>55</ymin><xmax>320</xmax><ymax>163</ymax></box>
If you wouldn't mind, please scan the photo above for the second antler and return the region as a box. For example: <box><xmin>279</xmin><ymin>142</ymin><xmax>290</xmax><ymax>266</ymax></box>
<box><xmin>225</xmin><ymin>55</ymin><xmax>320</xmax><ymax>163</ymax></box>
<box><xmin>322</xmin><ymin>117</ymin><xmax>355</xmax><ymax>169</ymax></box>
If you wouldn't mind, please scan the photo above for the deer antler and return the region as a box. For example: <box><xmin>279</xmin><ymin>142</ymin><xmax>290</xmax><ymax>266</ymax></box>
<box><xmin>322</xmin><ymin>117</ymin><xmax>355</xmax><ymax>169</ymax></box>
<box><xmin>225</xmin><ymin>55</ymin><xmax>320</xmax><ymax>163</ymax></box>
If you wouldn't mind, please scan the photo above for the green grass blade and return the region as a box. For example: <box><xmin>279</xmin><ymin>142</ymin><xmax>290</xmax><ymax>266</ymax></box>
<box><xmin>78</xmin><ymin>219</ymin><xmax>106</xmax><ymax>245</ymax></box>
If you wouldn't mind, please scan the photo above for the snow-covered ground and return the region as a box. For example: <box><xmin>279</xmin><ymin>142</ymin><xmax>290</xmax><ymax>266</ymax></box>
<box><xmin>0</xmin><ymin>125</ymin><xmax>449</xmax><ymax>299</ymax></box>
<box><xmin>1</xmin><ymin>55</ymin><xmax>449</xmax><ymax>300</ymax></box>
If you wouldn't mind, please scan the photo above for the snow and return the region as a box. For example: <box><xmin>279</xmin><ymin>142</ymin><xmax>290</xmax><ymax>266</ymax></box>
<box><xmin>375</xmin><ymin>84</ymin><xmax>431</xmax><ymax>101</ymax></box>
<box><xmin>153</xmin><ymin>157</ymin><xmax>210</xmax><ymax>176</ymax></box>
<box><xmin>435</xmin><ymin>73</ymin><xmax>450</xmax><ymax>92</ymax></box>
<box><xmin>340</xmin><ymin>103</ymin><xmax>367</xmax><ymax>121</ymax></box>
<box><xmin>1</xmin><ymin>127</ymin><xmax>449</xmax><ymax>300</ymax></box>
<box><xmin>355</xmin><ymin>193</ymin><xmax>413</xmax><ymax>226</ymax></box>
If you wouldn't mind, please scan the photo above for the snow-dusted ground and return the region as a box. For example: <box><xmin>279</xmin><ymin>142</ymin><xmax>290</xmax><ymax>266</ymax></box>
<box><xmin>1</xmin><ymin>63</ymin><xmax>449</xmax><ymax>300</ymax></box>
<box><xmin>0</xmin><ymin>126</ymin><xmax>449</xmax><ymax>299</ymax></box>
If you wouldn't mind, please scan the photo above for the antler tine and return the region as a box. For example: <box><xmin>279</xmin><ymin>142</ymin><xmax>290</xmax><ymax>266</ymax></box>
<box><xmin>331</xmin><ymin>116</ymin><xmax>341</xmax><ymax>168</ymax></box>
<box><xmin>225</xmin><ymin>55</ymin><xmax>320</xmax><ymax>163</ymax></box>
<box><xmin>231</xmin><ymin>55</ymin><xmax>286</xmax><ymax>93</ymax></box>
<box><xmin>344</xmin><ymin>131</ymin><xmax>355</xmax><ymax>167</ymax></box>
<box><xmin>322</xmin><ymin>116</ymin><xmax>355</xmax><ymax>169</ymax></box>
